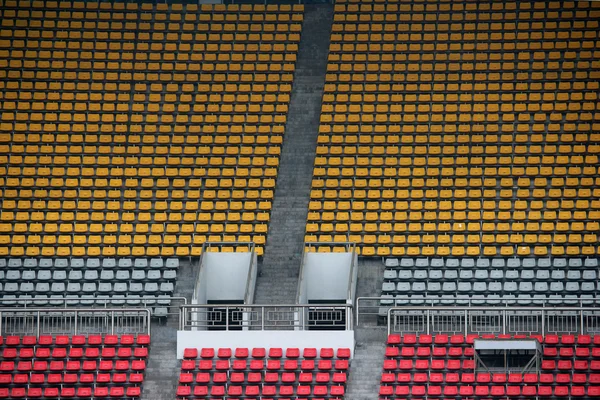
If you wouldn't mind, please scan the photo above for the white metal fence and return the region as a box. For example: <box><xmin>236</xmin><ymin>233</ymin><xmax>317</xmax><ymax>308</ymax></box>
<box><xmin>179</xmin><ymin>304</ymin><xmax>353</xmax><ymax>331</ymax></box>
<box><xmin>0</xmin><ymin>308</ymin><xmax>151</xmax><ymax>337</ymax></box>
<box><xmin>386</xmin><ymin>306</ymin><xmax>600</xmax><ymax>337</ymax></box>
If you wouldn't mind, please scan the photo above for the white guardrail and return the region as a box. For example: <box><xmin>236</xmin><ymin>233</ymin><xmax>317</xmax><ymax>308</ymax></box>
<box><xmin>386</xmin><ymin>306</ymin><xmax>600</xmax><ymax>337</ymax></box>
<box><xmin>179</xmin><ymin>304</ymin><xmax>353</xmax><ymax>331</ymax></box>
<box><xmin>0</xmin><ymin>308</ymin><xmax>152</xmax><ymax>337</ymax></box>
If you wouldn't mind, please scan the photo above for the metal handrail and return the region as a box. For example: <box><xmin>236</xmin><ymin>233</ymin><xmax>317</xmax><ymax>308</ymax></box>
<box><xmin>386</xmin><ymin>306</ymin><xmax>600</xmax><ymax>336</ymax></box>
<box><xmin>179</xmin><ymin>303</ymin><xmax>353</xmax><ymax>331</ymax></box>
<box><xmin>0</xmin><ymin>308</ymin><xmax>152</xmax><ymax>337</ymax></box>
<box><xmin>356</xmin><ymin>296</ymin><xmax>600</xmax><ymax>327</ymax></box>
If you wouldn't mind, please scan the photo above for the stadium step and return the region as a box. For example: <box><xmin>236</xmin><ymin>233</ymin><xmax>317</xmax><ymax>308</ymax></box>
<box><xmin>255</xmin><ymin>4</ymin><xmax>335</xmax><ymax>304</ymax></box>
<box><xmin>345</xmin><ymin>341</ymin><xmax>387</xmax><ymax>400</ymax></box>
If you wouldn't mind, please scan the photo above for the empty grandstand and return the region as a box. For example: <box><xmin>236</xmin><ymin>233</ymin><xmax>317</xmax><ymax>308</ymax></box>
<box><xmin>0</xmin><ymin>0</ymin><xmax>599</xmax><ymax>399</ymax></box>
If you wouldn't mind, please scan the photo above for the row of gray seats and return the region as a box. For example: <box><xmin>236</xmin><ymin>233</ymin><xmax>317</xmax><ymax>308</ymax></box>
<box><xmin>1</xmin><ymin>281</ymin><xmax>175</xmax><ymax>295</ymax></box>
<box><xmin>379</xmin><ymin>294</ymin><xmax>599</xmax><ymax>313</ymax></box>
<box><xmin>1</xmin><ymin>269</ymin><xmax>177</xmax><ymax>282</ymax></box>
<box><xmin>0</xmin><ymin>294</ymin><xmax>171</xmax><ymax>316</ymax></box>
<box><xmin>383</xmin><ymin>269</ymin><xmax>599</xmax><ymax>281</ymax></box>
<box><xmin>382</xmin><ymin>281</ymin><xmax>599</xmax><ymax>295</ymax></box>
<box><xmin>0</xmin><ymin>257</ymin><xmax>180</xmax><ymax>269</ymax></box>
<box><xmin>384</xmin><ymin>257</ymin><xmax>599</xmax><ymax>269</ymax></box>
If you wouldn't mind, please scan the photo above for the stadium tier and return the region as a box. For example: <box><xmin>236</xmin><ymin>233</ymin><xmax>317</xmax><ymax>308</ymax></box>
<box><xmin>176</xmin><ymin>347</ymin><xmax>350</xmax><ymax>399</ymax></box>
<box><xmin>0</xmin><ymin>334</ymin><xmax>150</xmax><ymax>399</ymax></box>
<box><xmin>380</xmin><ymin>256</ymin><xmax>600</xmax><ymax>307</ymax></box>
<box><xmin>380</xmin><ymin>333</ymin><xmax>600</xmax><ymax>399</ymax></box>
<box><xmin>0</xmin><ymin>1</ymin><xmax>304</xmax><ymax>258</ymax></box>
<box><xmin>0</xmin><ymin>257</ymin><xmax>178</xmax><ymax>307</ymax></box>
<box><xmin>307</xmin><ymin>0</ymin><xmax>600</xmax><ymax>257</ymax></box>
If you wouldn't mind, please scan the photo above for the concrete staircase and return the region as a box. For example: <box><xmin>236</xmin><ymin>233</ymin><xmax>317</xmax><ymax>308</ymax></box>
<box><xmin>345</xmin><ymin>337</ymin><xmax>386</xmax><ymax>400</ymax></box>
<box><xmin>254</xmin><ymin>4</ymin><xmax>334</xmax><ymax>304</ymax></box>
<box><xmin>141</xmin><ymin>260</ymin><xmax>194</xmax><ymax>400</ymax></box>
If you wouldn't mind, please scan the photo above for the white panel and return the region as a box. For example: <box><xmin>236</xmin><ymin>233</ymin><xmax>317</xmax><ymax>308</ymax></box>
<box><xmin>177</xmin><ymin>330</ymin><xmax>355</xmax><ymax>359</ymax></box>
<box><xmin>204</xmin><ymin>253</ymin><xmax>252</xmax><ymax>301</ymax></box>
<box><xmin>475</xmin><ymin>339</ymin><xmax>539</xmax><ymax>351</ymax></box>
<box><xmin>304</xmin><ymin>253</ymin><xmax>352</xmax><ymax>301</ymax></box>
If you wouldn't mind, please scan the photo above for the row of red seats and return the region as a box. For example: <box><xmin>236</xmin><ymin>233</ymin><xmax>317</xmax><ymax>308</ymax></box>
<box><xmin>0</xmin><ymin>386</ymin><xmax>141</xmax><ymax>398</ymax></box>
<box><xmin>183</xmin><ymin>347</ymin><xmax>351</xmax><ymax>359</ymax></box>
<box><xmin>386</xmin><ymin>345</ymin><xmax>600</xmax><ymax>359</ymax></box>
<box><xmin>542</xmin><ymin>359</ymin><xmax>600</xmax><ymax>371</ymax></box>
<box><xmin>380</xmin><ymin>384</ymin><xmax>600</xmax><ymax>397</ymax></box>
<box><xmin>0</xmin><ymin>334</ymin><xmax>150</xmax><ymax>346</ymax></box>
<box><xmin>383</xmin><ymin>359</ymin><xmax>474</xmax><ymax>370</ymax></box>
<box><xmin>0</xmin><ymin>372</ymin><xmax>144</xmax><ymax>385</ymax></box>
<box><xmin>181</xmin><ymin>358</ymin><xmax>348</xmax><ymax>372</ymax></box>
<box><xmin>0</xmin><ymin>359</ymin><xmax>146</xmax><ymax>372</ymax></box>
<box><xmin>179</xmin><ymin>371</ymin><xmax>347</xmax><ymax>384</ymax></box>
<box><xmin>387</xmin><ymin>333</ymin><xmax>597</xmax><ymax>345</ymax></box>
<box><xmin>2</xmin><ymin>346</ymin><xmax>148</xmax><ymax>359</ymax></box>
<box><xmin>382</xmin><ymin>372</ymin><xmax>600</xmax><ymax>384</ymax></box>
<box><xmin>176</xmin><ymin>384</ymin><xmax>345</xmax><ymax>398</ymax></box>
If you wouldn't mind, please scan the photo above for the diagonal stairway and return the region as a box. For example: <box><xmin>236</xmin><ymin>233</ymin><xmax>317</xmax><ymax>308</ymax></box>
<box><xmin>254</xmin><ymin>4</ymin><xmax>334</xmax><ymax>304</ymax></box>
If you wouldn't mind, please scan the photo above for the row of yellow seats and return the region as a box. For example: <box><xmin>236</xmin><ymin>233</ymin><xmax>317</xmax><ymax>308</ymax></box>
<box><xmin>0</xmin><ymin>211</ymin><xmax>271</xmax><ymax>225</ymax></box>
<box><xmin>307</xmin><ymin>205</ymin><xmax>599</xmax><ymax>218</ymax></box>
<box><xmin>2</xmin><ymin>1</ymin><xmax>302</xmax><ymax>12</ymax></box>
<box><xmin>316</xmin><ymin>133</ymin><xmax>598</xmax><ymax>145</ymax></box>
<box><xmin>323</xmin><ymin>71</ymin><xmax>600</xmax><ymax>83</ymax></box>
<box><xmin>323</xmin><ymin>81</ymin><xmax>600</xmax><ymax>93</ymax></box>
<box><xmin>329</xmin><ymin>41</ymin><xmax>595</xmax><ymax>53</ymax></box>
<box><xmin>2</xmin><ymin>166</ymin><xmax>278</xmax><ymax>179</ymax></box>
<box><xmin>327</xmin><ymin>61</ymin><xmax>600</xmax><ymax>73</ymax></box>
<box><xmin>5</xmin><ymin>58</ymin><xmax>299</xmax><ymax>70</ymax></box>
<box><xmin>1</xmin><ymin>188</ymin><xmax>273</xmax><ymax>201</ymax></box>
<box><xmin>1</xmin><ymin>91</ymin><xmax>292</xmax><ymax>105</ymax></box>
<box><xmin>2</xmin><ymin>134</ymin><xmax>284</xmax><ymax>146</ymax></box>
<box><xmin>323</xmin><ymin>91</ymin><xmax>599</xmax><ymax>104</ymax></box>
<box><xmin>3</xmin><ymin>11</ymin><xmax>302</xmax><ymax>24</ymax></box>
<box><xmin>309</xmin><ymin>187</ymin><xmax>599</xmax><ymax>201</ymax></box>
<box><xmin>2</xmin><ymin>175</ymin><xmax>277</xmax><ymax>187</ymax></box>
<box><xmin>2</xmin><ymin>199</ymin><xmax>273</xmax><ymax>213</ymax></box>
<box><xmin>325</xmin><ymin>245</ymin><xmax>598</xmax><ymax>258</ymax></box>
<box><xmin>1</xmin><ymin>102</ymin><xmax>291</xmax><ymax>115</ymax></box>
<box><xmin>319</xmin><ymin>112</ymin><xmax>597</xmax><ymax>125</ymax></box>
<box><xmin>334</xmin><ymin>13</ymin><xmax>596</xmax><ymax>24</ymax></box>
<box><xmin>1</xmin><ymin>112</ymin><xmax>288</xmax><ymax>125</ymax></box>
<box><xmin>331</xmin><ymin>23</ymin><xmax>598</xmax><ymax>37</ymax></box>
<box><xmin>335</xmin><ymin>3</ymin><xmax>595</xmax><ymax>14</ymax></box>
<box><xmin>0</xmin><ymin>234</ymin><xmax>266</xmax><ymax>248</ymax></box>
<box><xmin>318</xmin><ymin>125</ymin><xmax>599</xmax><ymax>136</ymax></box>
<box><xmin>0</xmin><ymin>210</ymin><xmax>273</xmax><ymax>224</ymax></box>
<box><xmin>2</xmin><ymin>81</ymin><xmax>293</xmax><ymax>95</ymax></box>
<box><xmin>0</xmin><ymin>244</ymin><xmax>265</xmax><ymax>258</ymax></box>
<box><xmin>328</xmin><ymin>52</ymin><xmax>600</xmax><ymax>64</ymax></box>
<box><xmin>305</xmin><ymin>222</ymin><xmax>600</xmax><ymax>235</ymax></box>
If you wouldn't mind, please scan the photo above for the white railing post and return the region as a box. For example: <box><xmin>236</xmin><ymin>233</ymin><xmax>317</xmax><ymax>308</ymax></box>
<box><xmin>36</xmin><ymin>311</ymin><xmax>40</xmax><ymax>338</ymax></box>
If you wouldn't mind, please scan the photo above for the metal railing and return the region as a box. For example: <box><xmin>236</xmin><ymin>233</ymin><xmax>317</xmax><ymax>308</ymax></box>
<box><xmin>0</xmin><ymin>308</ymin><xmax>151</xmax><ymax>337</ymax></box>
<box><xmin>387</xmin><ymin>306</ymin><xmax>600</xmax><ymax>337</ymax></box>
<box><xmin>356</xmin><ymin>296</ymin><xmax>600</xmax><ymax>327</ymax></box>
<box><xmin>0</xmin><ymin>297</ymin><xmax>187</xmax><ymax>317</ymax></box>
<box><xmin>179</xmin><ymin>304</ymin><xmax>353</xmax><ymax>331</ymax></box>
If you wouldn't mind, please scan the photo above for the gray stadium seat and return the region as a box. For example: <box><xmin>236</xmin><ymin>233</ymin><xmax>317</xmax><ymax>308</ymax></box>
<box><xmin>71</xmin><ymin>258</ymin><xmax>85</xmax><ymax>268</ymax></box>
<box><xmin>522</xmin><ymin>259</ymin><xmax>536</xmax><ymax>268</ymax></box>
<box><xmin>429</xmin><ymin>270</ymin><xmax>443</xmax><ymax>280</ymax></box>
<box><xmin>518</xmin><ymin>282</ymin><xmax>533</xmax><ymax>293</ymax></box>
<box><xmin>400</xmin><ymin>258</ymin><xmax>414</xmax><ymax>268</ymax></box>
<box><xmin>39</xmin><ymin>259</ymin><xmax>53</xmax><ymax>268</ymax></box>
<box><xmin>569</xmin><ymin>259</ymin><xmax>582</xmax><ymax>268</ymax></box>
<box><xmin>24</xmin><ymin>259</ymin><xmax>37</xmax><ymax>268</ymax></box>
<box><xmin>111</xmin><ymin>295</ymin><xmax>126</xmax><ymax>305</ymax></box>
<box><xmin>382</xmin><ymin>282</ymin><xmax>395</xmax><ymax>294</ymax></box>
<box><xmin>583</xmin><ymin>270</ymin><xmax>597</xmax><ymax>280</ymax></box>
<box><xmin>415</xmin><ymin>258</ymin><xmax>428</xmax><ymax>268</ymax></box>
<box><xmin>537</xmin><ymin>258</ymin><xmax>551</xmax><ymax>268</ymax></box>
<box><xmin>567</xmin><ymin>271</ymin><xmax>581</xmax><ymax>280</ymax></box>
<box><xmin>442</xmin><ymin>282</ymin><xmax>457</xmax><ymax>293</ymax></box>
<box><xmin>100</xmin><ymin>270</ymin><xmax>115</xmax><ymax>280</ymax></box>
<box><xmin>87</xmin><ymin>258</ymin><xmax>101</xmax><ymax>268</ymax></box>
<box><xmin>102</xmin><ymin>258</ymin><xmax>117</xmax><ymax>268</ymax></box>
<box><xmin>132</xmin><ymin>270</ymin><xmax>146</xmax><ymax>280</ymax></box>
<box><xmin>503</xmin><ymin>282</ymin><xmax>518</xmax><ymax>293</ymax></box>
<box><xmin>150</xmin><ymin>258</ymin><xmax>164</xmax><ymax>268</ymax></box>
<box><xmin>54</xmin><ymin>259</ymin><xmax>68</xmax><ymax>268</ymax></box>
<box><xmin>21</xmin><ymin>270</ymin><xmax>35</xmax><ymax>280</ymax></box>
<box><xmin>474</xmin><ymin>270</ymin><xmax>488</xmax><ymax>280</ymax></box>
<box><xmin>67</xmin><ymin>283</ymin><xmax>81</xmax><ymax>293</ymax></box>
<box><xmin>457</xmin><ymin>282</ymin><xmax>472</xmax><ymax>293</ymax></box>
<box><xmin>130</xmin><ymin>283</ymin><xmax>144</xmax><ymax>293</ymax></box>
<box><xmin>490</xmin><ymin>270</ymin><xmax>503</xmax><ymax>280</ymax></box>
<box><xmin>68</xmin><ymin>271</ymin><xmax>83</xmax><ymax>281</ymax></box>
<box><xmin>147</xmin><ymin>270</ymin><xmax>161</xmax><ymax>281</ymax></box>
<box><xmin>554</xmin><ymin>258</ymin><xmax>567</xmax><ymax>268</ymax></box>
<box><xmin>550</xmin><ymin>282</ymin><xmax>564</xmax><ymax>292</ymax></box>
<box><xmin>446</xmin><ymin>259</ymin><xmax>459</xmax><ymax>268</ymax></box>
<box><xmin>33</xmin><ymin>295</ymin><xmax>48</xmax><ymax>306</ymax></box>
<box><xmin>534</xmin><ymin>282</ymin><xmax>549</xmax><ymax>293</ymax></box>
<box><xmin>35</xmin><ymin>283</ymin><xmax>49</xmax><ymax>293</ymax></box>
<box><xmin>489</xmin><ymin>282</ymin><xmax>502</xmax><ymax>293</ymax></box>
<box><xmin>517</xmin><ymin>294</ymin><xmax>532</xmax><ymax>305</ymax></box>
<box><xmin>430</xmin><ymin>258</ymin><xmax>444</xmax><ymax>268</ymax></box>
<box><xmin>52</xmin><ymin>270</ymin><xmax>67</xmax><ymax>280</ymax></box>
<box><xmin>427</xmin><ymin>282</ymin><xmax>441</xmax><ymax>293</ymax></box>
<box><xmin>127</xmin><ymin>295</ymin><xmax>142</xmax><ymax>306</ymax></box>
<box><xmin>396</xmin><ymin>282</ymin><xmax>410</xmax><ymax>292</ymax></box>
<box><xmin>444</xmin><ymin>270</ymin><xmax>458</xmax><ymax>279</ymax></box>
<box><xmin>397</xmin><ymin>270</ymin><xmax>412</xmax><ymax>280</ymax></box>
<box><xmin>521</xmin><ymin>270</ymin><xmax>535</xmax><ymax>280</ymax></box>
<box><xmin>20</xmin><ymin>282</ymin><xmax>34</xmax><ymax>293</ymax></box>
<box><xmin>84</xmin><ymin>270</ymin><xmax>99</xmax><ymax>281</ymax></box>
<box><xmin>411</xmin><ymin>282</ymin><xmax>426</xmax><ymax>292</ymax></box>
<box><xmin>116</xmin><ymin>270</ymin><xmax>130</xmax><ymax>280</ymax></box>
<box><xmin>98</xmin><ymin>283</ymin><xmax>112</xmax><ymax>293</ymax></box>
<box><xmin>144</xmin><ymin>283</ymin><xmax>159</xmax><ymax>294</ymax></box>
<box><xmin>135</xmin><ymin>259</ymin><xmax>149</xmax><ymax>268</ymax></box>
<box><xmin>51</xmin><ymin>282</ymin><xmax>65</xmax><ymax>293</ymax></box>
<box><xmin>6</xmin><ymin>270</ymin><xmax>20</xmax><ymax>280</ymax></box>
<box><xmin>551</xmin><ymin>270</ymin><xmax>566</xmax><ymax>280</ymax></box>
<box><xmin>384</xmin><ymin>258</ymin><xmax>399</xmax><ymax>268</ymax></box>
<box><xmin>114</xmin><ymin>283</ymin><xmax>128</xmax><ymax>293</ymax></box>
<box><xmin>383</xmin><ymin>269</ymin><xmax>397</xmax><ymax>280</ymax></box>
<box><xmin>82</xmin><ymin>283</ymin><xmax>97</xmax><ymax>293</ymax></box>
<box><xmin>507</xmin><ymin>259</ymin><xmax>520</xmax><ymax>268</ymax></box>
<box><xmin>459</xmin><ymin>270</ymin><xmax>473</xmax><ymax>280</ymax></box>
<box><xmin>473</xmin><ymin>282</ymin><xmax>487</xmax><ymax>292</ymax></box>
<box><xmin>118</xmin><ymin>259</ymin><xmax>133</xmax><ymax>268</ymax></box>
<box><xmin>476</xmin><ymin>259</ymin><xmax>490</xmax><ymax>268</ymax></box>
<box><xmin>565</xmin><ymin>282</ymin><xmax>580</xmax><ymax>292</ymax></box>
<box><xmin>491</xmin><ymin>258</ymin><xmax>505</xmax><ymax>268</ymax></box>
<box><xmin>163</xmin><ymin>270</ymin><xmax>177</xmax><ymax>281</ymax></box>
<box><xmin>461</xmin><ymin>258</ymin><xmax>474</xmax><ymax>268</ymax></box>
<box><xmin>536</xmin><ymin>270</ymin><xmax>550</xmax><ymax>280</ymax></box>
<box><xmin>413</xmin><ymin>270</ymin><xmax>427</xmax><ymax>280</ymax></box>
<box><xmin>8</xmin><ymin>259</ymin><xmax>22</xmax><ymax>268</ymax></box>
<box><xmin>585</xmin><ymin>258</ymin><xmax>599</xmax><ymax>267</ymax></box>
